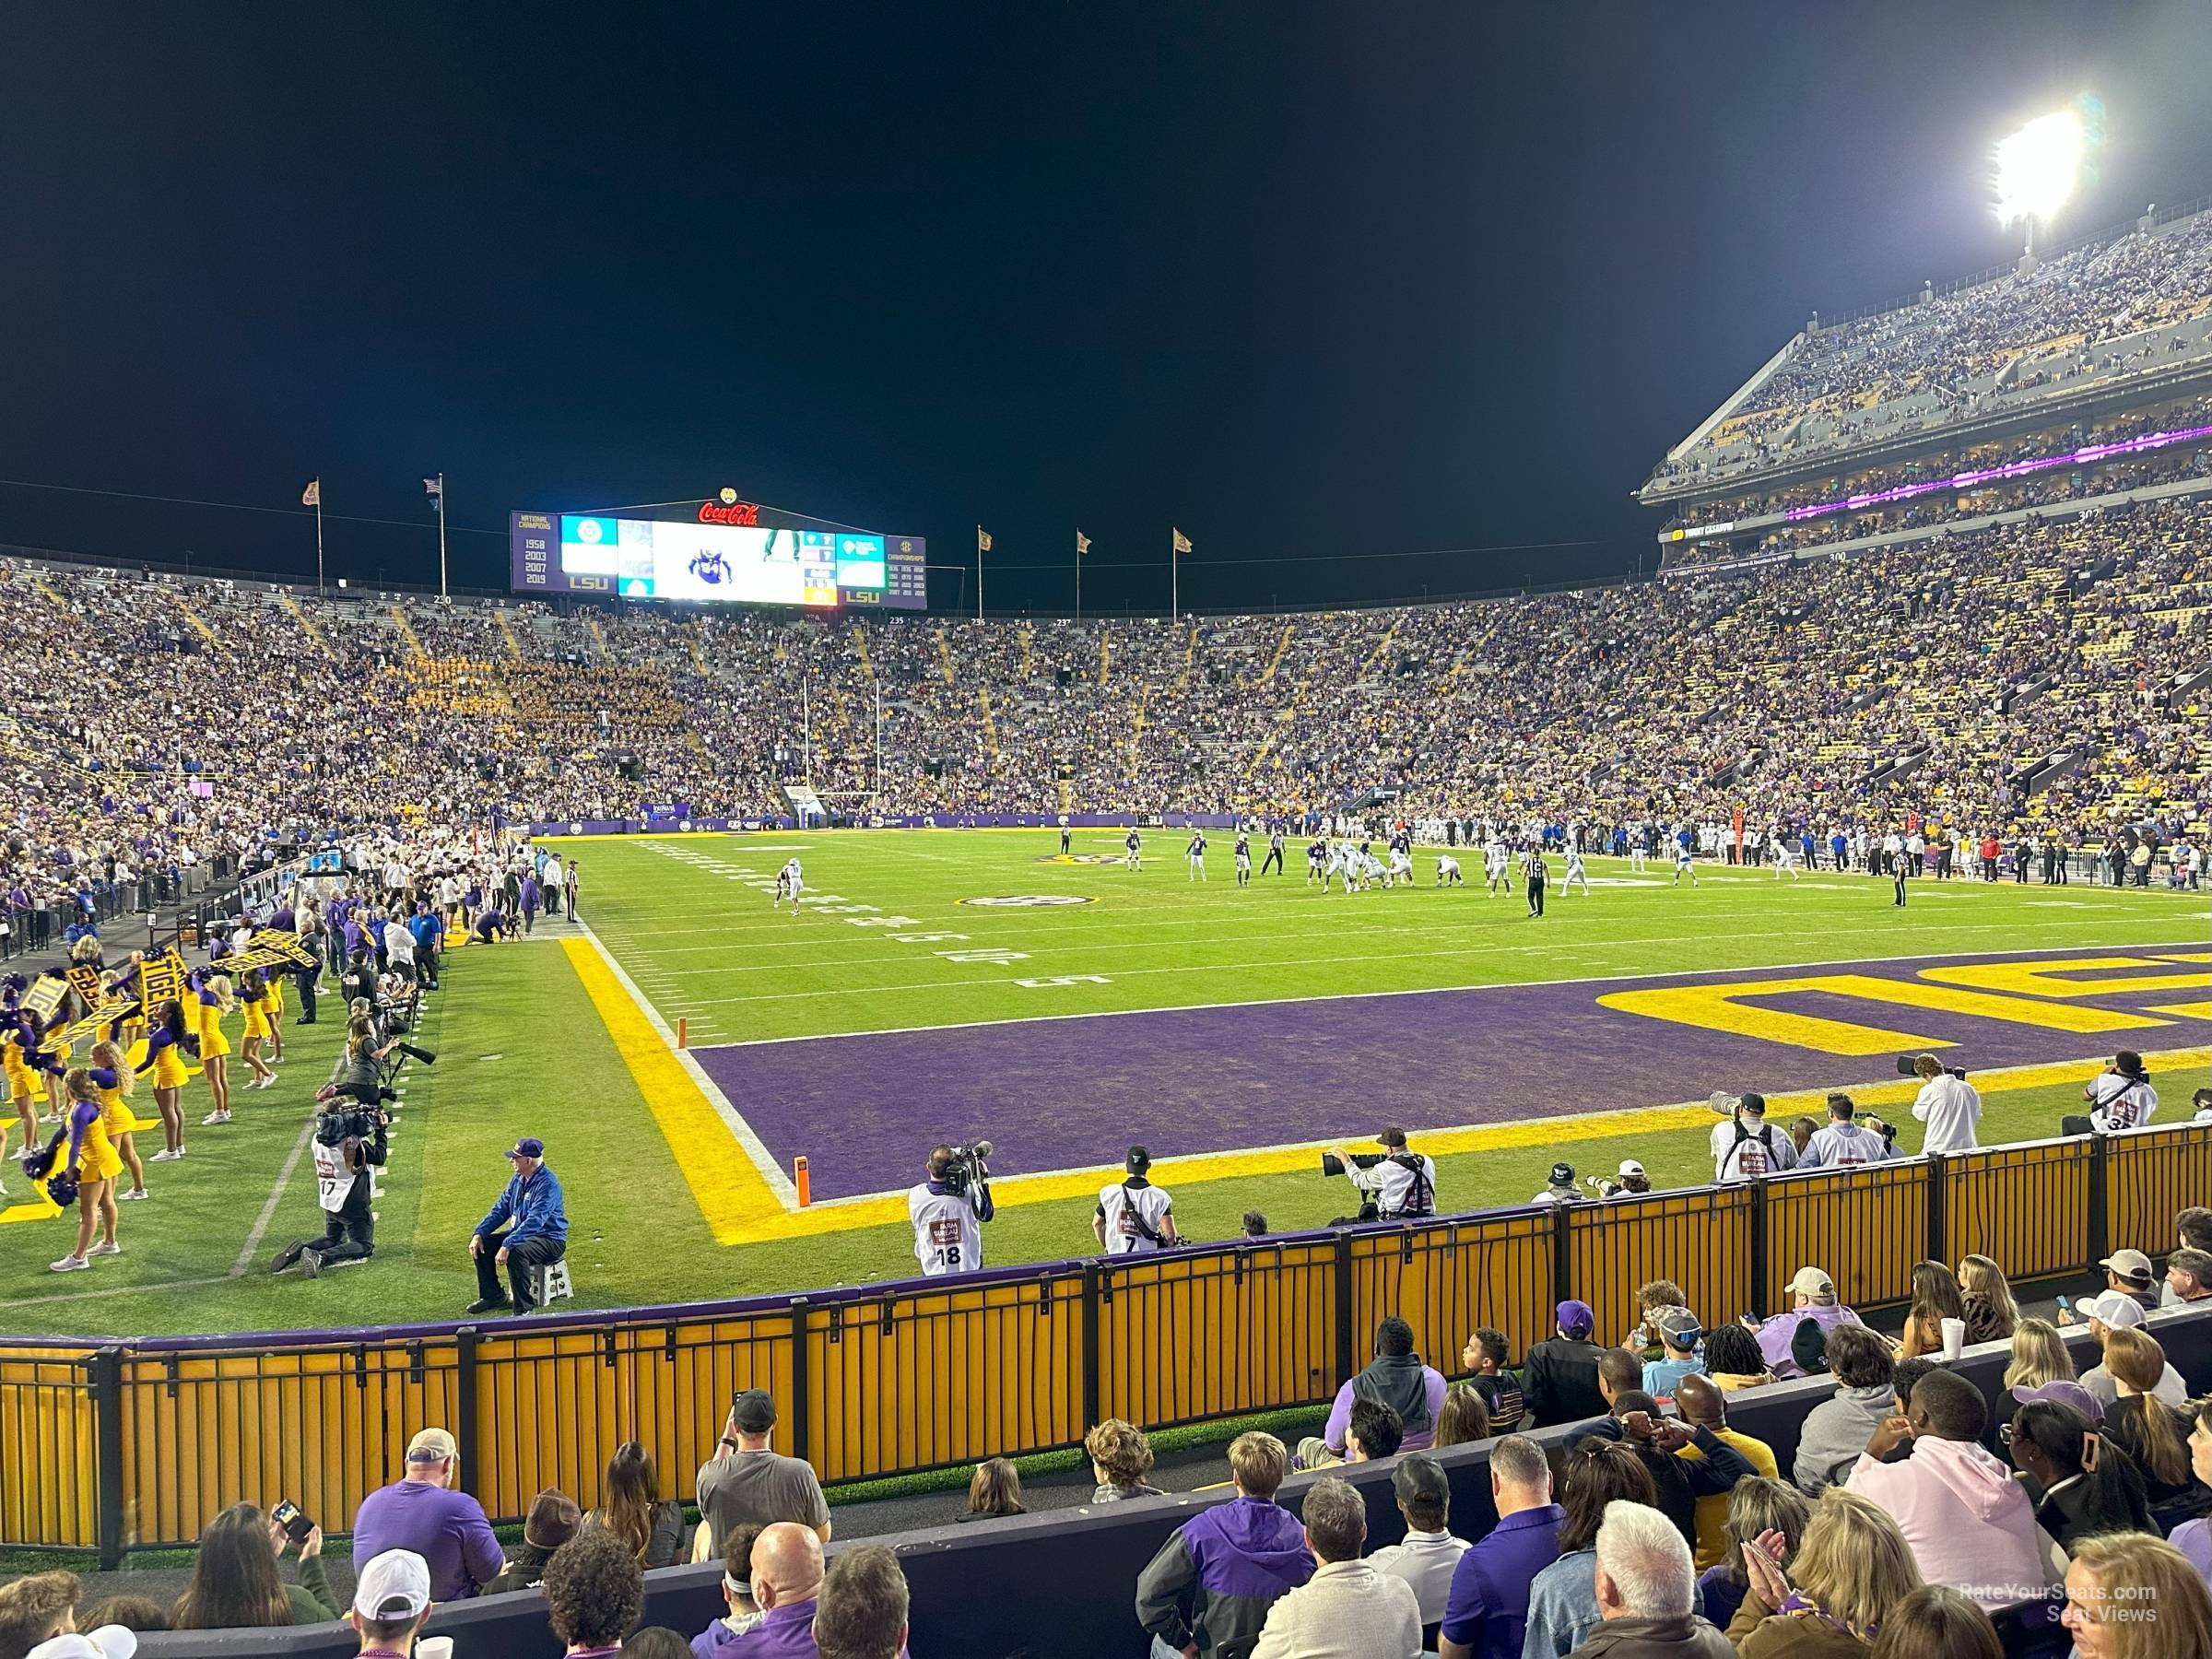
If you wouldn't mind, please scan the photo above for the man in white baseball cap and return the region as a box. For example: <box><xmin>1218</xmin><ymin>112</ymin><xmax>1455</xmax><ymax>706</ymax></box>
<box><xmin>350</xmin><ymin>1548</ymin><xmax>434</xmax><ymax>1656</ymax></box>
<box><xmin>2073</xmin><ymin>1292</ymin><xmax>2188</xmax><ymax>1409</ymax></box>
<box><xmin>1745</xmin><ymin>1265</ymin><xmax>1865</xmax><ymax>1379</ymax></box>
<box><xmin>2095</xmin><ymin>1248</ymin><xmax>2159</xmax><ymax>1311</ymax></box>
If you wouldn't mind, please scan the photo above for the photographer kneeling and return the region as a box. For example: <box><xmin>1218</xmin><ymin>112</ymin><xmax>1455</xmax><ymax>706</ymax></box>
<box><xmin>272</xmin><ymin>1090</ymin><xmax>388</xmax><ymax>1278</ymax></box>
<box><xmin>1324</xmin><ymin>1125</ymin><xmax>1437</xmax><ymax>1224</ymax></box>
<box><xmin>908</xmin><ymin>1142</ymin><xmax>994</xmax><ymax>1277</ymax></box>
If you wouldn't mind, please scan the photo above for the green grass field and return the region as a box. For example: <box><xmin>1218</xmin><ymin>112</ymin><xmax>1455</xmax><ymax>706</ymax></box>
<box><xmin>2</xmin><ymin>830</ymin><xmax>2203</xmax><ymax>1339</ymax></box>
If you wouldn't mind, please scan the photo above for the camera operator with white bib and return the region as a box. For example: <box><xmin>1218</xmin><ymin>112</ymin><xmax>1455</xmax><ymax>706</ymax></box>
<box><xmin>271</xmin><ymin>1093</ymin><xmax>389</xmax><ymax>1277</ymax></box>
<box><xmin>1908</xmin><ymin>1053</ymin><xmax>1982</xmax><ymax>1153</ymax></box>
<box><xmin>909</xmin><ymin>1141</ymin><xmax>994</xmax><ymax>1276</ymax></box>
<box><xmin>1095</xmin><ymin>1144</ymin><xmax>1179</xmax><ymax>1254</ymax></box>
<box><xmin>1324</xmin><ymin>1125</ymin><xmax>1437</xmax><ymax>1223</ymax></box>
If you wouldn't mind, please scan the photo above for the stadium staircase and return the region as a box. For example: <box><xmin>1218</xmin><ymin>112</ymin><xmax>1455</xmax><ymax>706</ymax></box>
<box><xmin>935</xmin><ymin>627</ymin><xmax>956</xmax><ymax>684</ymax></box>
<box><xmin>494</xmin><ymin>610</ymin><xmax>524</xmax><ymax>661</ymax></box>
<box><xmin>166</xmin><ymin>589</ymin><xmax>222</xmax><ymax>650</ymax></box>
<box><xmin>581</xmin><ymin>610</ymin><xmax>610</xmax><ymax>661</ymax></box>
<box><xmin>275</xmin><ymin>592</ymin><xmax>333</xmax><ymax>654</ymax></box>
<box><xmin>386</xmin><ymin>605</ymin><xmax>427</xmax><ymax>660</ymax></box>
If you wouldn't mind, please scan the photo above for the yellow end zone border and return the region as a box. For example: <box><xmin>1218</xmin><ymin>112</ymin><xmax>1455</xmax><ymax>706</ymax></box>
<box><xmin>560</xmin><ymin>929</ymin><xmax>2210</xmax><ymax>1247</ymax></box>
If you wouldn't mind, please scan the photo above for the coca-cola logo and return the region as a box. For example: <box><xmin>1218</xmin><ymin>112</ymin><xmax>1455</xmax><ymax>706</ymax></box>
<box><xmin>698</xmin><ymin>500</ymin><xmax>760</xmax><ymax>526</ymax></box>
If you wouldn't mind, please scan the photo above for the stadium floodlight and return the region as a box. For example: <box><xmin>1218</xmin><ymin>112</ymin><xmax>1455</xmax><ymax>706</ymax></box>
<box><xmin>1994</xmin><ymin>111</ymin><xmax>2083</xmax><ymax>249</ymax></box>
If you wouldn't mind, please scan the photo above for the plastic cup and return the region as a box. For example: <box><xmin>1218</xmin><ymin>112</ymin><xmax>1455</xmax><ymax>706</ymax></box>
<box><xmin>418</xmin><ymin>1639</ymin><xmax>453</xmax><ymax>1659</ymax></box>
<box><xmin>1940</xmin><ymin>1316</ymin><xmax>1967</xmax><ymax>1360</ymax></box>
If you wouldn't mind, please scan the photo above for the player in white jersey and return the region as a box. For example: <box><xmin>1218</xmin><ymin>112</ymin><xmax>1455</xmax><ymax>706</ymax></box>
<box><xmin>1186</xmin><ymin>830</ymin><xmax>1208</xmax><ymax>881</ymax></box>
<box><xmin>1093</xmin><ymin>1147</ymin><xmax>1179</xmax><ymax>1254</ymax></box>
<box><xmin>1771</xmin><ymin>834</ymin><xmax>1803</xmax><ymax>880</ymax></box>
<box><xmin>1484</xmin><ymin>840</ymin><xmax>1512</xmax><ymax>897</ymax></box>
<box><xmin>908</xmin><ymin>1144</ymin><xmax>994</xmax><ymax>1277</ymax></box>
<box><xmin>1435</xmin><ymin>853</ymin><xmax>1463</xmax><ymax>887</ymax></box>
<box><xmin>1800</xmin><ymin>1093</ymin><xmax>1892</xmax><ymax>1168</ymax></box>
<box><xmin>1233</xmin><ymin>833</ymin><xmax>1253</xmax><ymax>888</ymax></box>
<box><xmin>1385</xmin><ymin>846</ymin><xmax>1413</xmax><ymax>886</ymax></box>
<box><xmin>1124</xmin><ymin>828</ymin><xmax>1143</xmax><ymax>871</ymax></box>
<box><xmin>1629</xmin><ymin>829</ymin><xmax>1650</xmax><ymax>874</ymax></box>
<box><xmin>1672</xmin><ymin>839</ymin><xmax>1699</xmax><ymax>887</ymax></box>
<box><xmin>1361</xmin><ymin>850</ymin><xmax>1388</xmax><ymax>888</ymax></box>
<box><xmin>772</xmin><ymin>857</ymin><xmax>804</xmax><ymax>912</ymax></box>
<box><xmin>1560</xmin><ymin>844</ymin><xmax>1590</xmax><ymax>896</ymax></box>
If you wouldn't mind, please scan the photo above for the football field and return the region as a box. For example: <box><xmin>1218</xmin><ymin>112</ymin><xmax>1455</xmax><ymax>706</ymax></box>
<box><xmin>4</xmin><ymin>829</ymin><xmax>2206</xmax><ymax>1339</ymax></box>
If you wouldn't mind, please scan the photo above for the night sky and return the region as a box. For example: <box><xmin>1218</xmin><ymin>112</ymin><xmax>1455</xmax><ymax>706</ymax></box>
<box><xmin>5</xmin><ymin>3</ymin><xmax>2209</xmax><ymax>614</ymax></box>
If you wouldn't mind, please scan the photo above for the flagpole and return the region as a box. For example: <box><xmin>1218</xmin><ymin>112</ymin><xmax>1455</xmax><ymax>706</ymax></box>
<box><xmin>437</xmin><ymin>472</ymin><xmax>449</xmax><ymax>598</ymax></box>
<box><xmin>1075</xmin><ymin>537</ymin><xmax>1081</xmax><ymax>624</ymax></box>
<box><xmin>976</xmin><ymin>524</ymin><xmax>984</xmax><ymax>622</ymax></box>
<box><xmin>315</xmin><ymin>493</ymin><xmax>325</xmax><ymax>595</ymax></box>
<box><xmin>1171</xmin><ymin>528</ymin><xmax>1178</xmax><ymax>622</ymax></box>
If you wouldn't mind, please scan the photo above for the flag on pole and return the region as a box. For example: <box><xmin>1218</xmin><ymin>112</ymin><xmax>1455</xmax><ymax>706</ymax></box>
<box><xmin>300</xmin><ymin>479</ymin><xmax>321</xmax><ymax>507</ymax></box>
<box><xmin>1172</xmin><ymin>528</ymin><xmax>1193</xmax><ymax>555</ymax></box>
<box><xmin>977</xmin><ymin>526</ymin><xmax>993</xmax><ymax>552</ymax></box>
<box><xmin>423</xmin><ymin>477</ymin><xmax>443</xmax><ymax>500</ymax></box>
<box><xmin>1076</xmin><ymin>530</ymin><xmax>1091</xmax><ymax>556</ymax></box>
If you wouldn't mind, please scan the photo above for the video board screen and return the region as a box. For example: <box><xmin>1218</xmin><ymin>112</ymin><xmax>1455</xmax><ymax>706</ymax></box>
<box><xmin>509</xmin><ymin>511</ymin><xmax>926</xmax><ymax>610</ymax></box>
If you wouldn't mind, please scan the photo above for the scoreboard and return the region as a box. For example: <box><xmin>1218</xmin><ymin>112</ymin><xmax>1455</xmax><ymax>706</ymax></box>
<box><xmin>510</xmin><ymin>509</ymin><xmax>926</xmax><ymax>611</ymax></box>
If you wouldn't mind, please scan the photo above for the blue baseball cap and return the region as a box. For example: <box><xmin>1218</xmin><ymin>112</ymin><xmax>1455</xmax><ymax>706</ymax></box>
<box><xmin>507</xmin><ymin>1137</ymin><xmax>545</xmax><ymax>1159</ymax></box>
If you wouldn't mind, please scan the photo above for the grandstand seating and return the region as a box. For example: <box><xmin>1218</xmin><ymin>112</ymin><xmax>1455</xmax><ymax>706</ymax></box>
<box><xmin>116</xmin><ymin>1306</ymin><xmax>2212</xmax><ymax>1657</ymax></box>
<box><xmin>2</xmin><ymin>484</ymin><xmax>2206</xmax><ymax>933</ymax></box>
<box><xmin>1645</xmin><ymin>206</ymin><xmax>2212</xmax><ymax>494</ymax></box>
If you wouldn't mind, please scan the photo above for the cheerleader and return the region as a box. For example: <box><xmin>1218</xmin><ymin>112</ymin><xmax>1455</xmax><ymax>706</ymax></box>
<box><xmin>135</xmin><ymin>998</ymin><xmax>191</xmax><ymax>1159</ymax></box>
<box><xmin>237</xmin><ymin>969</ymin><xmax>278</xmax><ymax>1089</ymax></box>
<box><xmin>45</xmin><ymin>1066</ymin><xmax>123</xmax><ymax>1271</ymax></box>
<box><xmin>36</xmin><ymin>969</ymin><xmax>73</xmax><ymax>1124</ymax></box>
<box><xmin>88</xmin><ymin>1039</ymin><xmax>148</xmax><ymax>1201</ymax></box>
<box><xmin>5</xmin><ymin>994</ymin><xmax>39</xmax><ymax>1169</ymax></box>
<box><xmin>264</xmin><ymin>957</ymin><xmax>286</xmax><ymax>1064</ymax></box>
<box><xmin>193</xmin><ymin>970</ymin><xmax>236</xmax><ymax>1125</ymax></box>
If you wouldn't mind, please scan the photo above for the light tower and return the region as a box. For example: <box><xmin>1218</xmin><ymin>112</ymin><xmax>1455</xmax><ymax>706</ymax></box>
<box><xmin>1994</xmin><ymin>109</ymin><xmax>2085</xmax><ymax>272</ymax></box>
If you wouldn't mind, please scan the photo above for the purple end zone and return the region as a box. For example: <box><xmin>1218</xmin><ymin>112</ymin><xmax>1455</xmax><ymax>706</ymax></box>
<box><xmin>692</xmin><ymin>944</ymin><xmax>2210</xmax><ymax>1200</ymax></box>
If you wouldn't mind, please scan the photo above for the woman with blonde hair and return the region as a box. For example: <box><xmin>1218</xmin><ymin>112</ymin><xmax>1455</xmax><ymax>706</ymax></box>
<box><xmin>235</xmin><ymin>969</ymin><xmax>277</xmax><ymax>1092</ymax></box>
<box><xmin>2064</xmin><ymin>1532</ymin><xmax>2212</xmax><ymax>1659</ymax></box>
<box><xmin>1726</xmin><ymin>1486</ymin><xmax>1923</xmax><ymax>1655</ymax></box>
<box><xmin>86</xmin><ymin>1039</ymin><xmax>147</xmax><ymax>1202</ymax></box>
<box><xmin>1897</xmin><ymin>1261</ymin><xmax>1966</xmax><ymax>1359</ymax></box>
<box><xmin>2003</xmin><ymin>1317</ymin><xmax>2076</xmax><ymax>1390</ymax></box>
<box><xmin>41</xmin><ymin>1066</ymin><xmax>124</xmax><ymax>1272</ymax></box>
<box><xmin>1957</xmin><ymin>1254</ymin><xmax>2018</xmax><ymax>1344</ymax></box>
<box><xmin>191</xmin><ymin>969</ymin><xmax>235</xmax><ymax>1125</ymax></box>
<box><xmin>1695</xmin><ymin>1476</ymin><xmax>1810</xmax><ymax>1633</ymax></box>
<box><xmin>2101</xmin><ymin>1327</ymin><xmax>2204</xmax><ymax>1526</ymax></box>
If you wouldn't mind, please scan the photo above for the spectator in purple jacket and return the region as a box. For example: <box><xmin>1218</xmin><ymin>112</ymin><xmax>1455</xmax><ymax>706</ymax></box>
<box><xmin>350</xmin><ymin>1427</ymin><xmax>504</xmax><ymax>1600</ymax></box>
<box><xmin>1135</xmin><ymin>1431</ymin><xmax>1313</xmax><ymax>1657</ymax></box>
<box><xmin>518</xmin><ymin>873</ymin><xmax>540</xmax><ymax>935</ymax></box>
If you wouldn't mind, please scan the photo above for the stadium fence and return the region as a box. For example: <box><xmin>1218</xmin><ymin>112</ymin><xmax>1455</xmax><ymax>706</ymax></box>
<box><xmin>4</xmin><ymin>1120</ymin><xmax>2206</xmax><ymax>1562</ymax></box>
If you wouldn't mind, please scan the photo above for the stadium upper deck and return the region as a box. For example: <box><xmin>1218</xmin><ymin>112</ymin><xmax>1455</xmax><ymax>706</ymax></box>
<box><xmin>1641</xmin><ymin>204</ymin><xmax>2212</xmax><ymax>513</ymax></box>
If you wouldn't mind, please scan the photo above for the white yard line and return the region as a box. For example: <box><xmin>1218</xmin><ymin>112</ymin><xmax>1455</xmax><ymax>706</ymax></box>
<box><xmin>232</xmin><ymin>1117</ymin><xmax>320</xmax><ymax>1275</ymax></box>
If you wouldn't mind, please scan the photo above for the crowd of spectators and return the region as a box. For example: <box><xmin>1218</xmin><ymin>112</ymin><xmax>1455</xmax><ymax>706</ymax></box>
<box><xmin>8</xmin><ymin>477</ymin><xmax>2208</xmax><ymax>924</ymax></box>
<box><xmin>1647</xmin><ymin>208</ymin><xmax>2212</xmax><ymax>492</ymax></box>
<box><xmin>7</xmin><ymin>1217</ymin><xmax>2212</xmax><ymax>1655</ymax></box>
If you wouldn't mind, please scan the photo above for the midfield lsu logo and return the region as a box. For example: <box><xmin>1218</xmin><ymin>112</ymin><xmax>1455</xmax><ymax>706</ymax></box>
<box><xmin>959</xmin><ymin>895</ymin><xmax>1100</xmax><ymax>907</ymax></box>
<box><xmin>1036</xmin><ymin>853</ymin><xmax>1124</xmax><ymax>866</ymax></box>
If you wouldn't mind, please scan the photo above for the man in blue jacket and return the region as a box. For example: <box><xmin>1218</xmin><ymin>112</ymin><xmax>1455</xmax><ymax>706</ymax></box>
<box><xmin>468</xmin><ymin>1136</ymin><xmax>567</xmax><ymax>1314</ymax></box>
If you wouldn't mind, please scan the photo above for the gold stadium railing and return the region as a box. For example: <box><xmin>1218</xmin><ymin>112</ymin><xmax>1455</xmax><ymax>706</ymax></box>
<box><xmin>6</xmin><ymin>1121</ymin><xmax>2210</xmax><ymax>1561</ymax></box>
